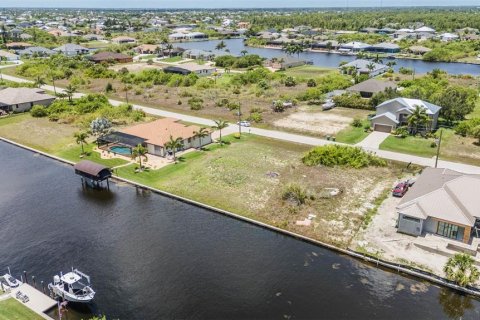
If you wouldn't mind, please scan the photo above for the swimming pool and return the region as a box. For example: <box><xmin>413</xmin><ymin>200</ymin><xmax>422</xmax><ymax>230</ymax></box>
<box><xmin>109</xmin><ymin>146</ymin><xmax>132</xmax><ymax>155</ymax></box>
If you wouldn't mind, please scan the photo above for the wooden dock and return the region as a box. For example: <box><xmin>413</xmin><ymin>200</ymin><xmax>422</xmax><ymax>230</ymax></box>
<box><xmin>10</xmin><ymin>283</ymin><xmax>56</xmax><ymax>320</ymax></box>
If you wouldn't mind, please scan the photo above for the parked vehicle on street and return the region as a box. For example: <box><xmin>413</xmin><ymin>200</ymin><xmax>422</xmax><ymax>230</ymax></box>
<box><xmin>237</xmin><ymin>120</ymin><xmax>251</xmax><ymax>127</ymax></box>
<box><xmin>392</xmin><ymin>181</ymin><xmax>409</xmax><ymax>197</ymax></box>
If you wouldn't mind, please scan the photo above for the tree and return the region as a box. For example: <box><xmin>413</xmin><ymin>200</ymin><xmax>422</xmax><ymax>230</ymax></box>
<box><xmin>90</xmin><ymin>117</ymin><xmax>112</xmax><ymax>136</ymax></box>
<box><xmin>166</xmin><ymin>43</ymin><xmax>173</xmax><ymax>57</ymax></box>
<box><xmin>444</xmin><ymin>253</ymin><xmax>480</xmax><ymax>287</ymax></box>
<box><xmin>407</xmin><ymin>105</ymin><xmax>430</xmax><ymax>135</ymax></box>
<box><xmin>212</xmin><ymin>119</ymin><xmax>229</xmax><ymax>145</ymax></box>
<box><xmin>241</xmin><ymin>50</ymin><xmax>248</xmax><ymax>56</ymax></box>
<box><xmin>164</xmin><ymin>136</ymin><xmax>184</xmax><ymax>163</ymax></box>
<box><xmin>64</xmin><ymin>84</ymin><xmax>77</xmax><ymax>103</ymax></box>
<box><xmin>435</xmin><ymin>86</ymin><xmax>477</xmax><ymax>124</ymax></box>
<box><xmin>193</xmin><ymin>127</ymin><xmax>209</xmax><ymax>149</ymax></box>
<box><xmin>34</xmin><ymin>75</ymin><xmax>45</xmax><ymax>88</ymax></box>
<box><xmin>74</xmin><ymin>131</ymin><xmax>89</xmax><ymax>155</ymax></box>
<box><xmin>131</xmin><ymin>144</ymin><xmax>148</xmax><ymax>170</ymax></box>
<box><xmin>212</xmin><ymin>71</ymin><xmax>219</xmax><ymax>84</ymax></box>
<box><xmin>366</xmin><ymin>62</ymin><xmax>376</xmax><ymax>75</ymax></box>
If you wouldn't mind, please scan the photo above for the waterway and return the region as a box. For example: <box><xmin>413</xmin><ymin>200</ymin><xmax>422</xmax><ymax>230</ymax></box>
<box><xmin>0</xmin><ymin>140</ymin><xmax>479</xmax><ymax>319</ymax></box>
<box><xmin>177</xmin><ymin>38</ymin><xmax>480</xmax><ymax>75</ymax></box>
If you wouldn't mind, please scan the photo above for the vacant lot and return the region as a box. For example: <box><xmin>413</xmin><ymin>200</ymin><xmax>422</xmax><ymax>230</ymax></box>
<box><xmin>117</xmin><ymin>134</ymin><xmax>408</xmax><ymax>247</ymax></box>
<box><xmin>280</xmin><ymin>65</ymin><xmax>335</xmax><ymax>79</ymax></box>
<box><xmin>273</xmin><ymin>107</ymin><xmax>371</xmax><ymax>137</ymax></box>
<box><xmin>109</xmin><ymin>63</ymin><xmax>164</xmax><ymax>72</ymax></box>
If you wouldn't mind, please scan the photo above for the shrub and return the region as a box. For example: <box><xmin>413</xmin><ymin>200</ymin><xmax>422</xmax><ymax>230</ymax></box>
<box><xmin>455</xmin><ymin>118</ymin><xmax>480</xmax><ymax>137</ymax></box>
<box><xmin>284</xmin><ymin>76</ymin><xmax>297</xmax><ymax>87</ymax></box>
<box><xmin>249</xmin><ymin>112</ymin><xmax>263</xmax><ymax>123</ymax></box>
<box><xmin>30</xmin><ymin>105</ymin><xmax>48</xmax><ymax>117</ymax></box>
<box><xmin>393</xmin><ymin>126</ymin><xmax>408</xmax><ymax>138</ymax></box>
<box><xmin>332</xmin><ymin>93</ymin><xmax>372</xmax><ymax>110</ymax></box>
<box><xmin>216</xmin><ymin>98</ymin><xmax>229</xmax><ymax>107</ymax></box>
<box><xmin>273</xmin><ymin>100</ymin><xmax>286</xmax><ymax>112</ymax></box>
<box><xmin>307</xmin><ymin>78</ymin><xmax>317</xmax><ymax>87</ymax></box>
<box><xmin>282</xmin><ymin>184</ymin><xmax>308</xmax><ymax>206</ymax></box>
<box><xmin>188</xmin><ymin>97</ymin><xmax>204</xmax><ymax>110</ymax></box>
<box><xmin>177</xmin><ymin>100</ymin><xmax>182</xmax><ymax>105</ymax></box>
<box><xmin>302</xmin><ymin>145</ymin><xmax>387</xmax><ymax>168</ymax></box>
<box><xmin>351</xmin><ymin>118</ymin><xmax>363</xmax><ymax>127</ymax></box>
<box><xmin>257</xmin><ymin>79</ymin><xmax>270</xmax><ymax>90</ymax></box>
<box><xmin>105</xmin><ymin>82</ymin><xmax>114</xmax><ymax>93</ymax></box>
<box><xmin>226</xmin><ymin>101</ymin><xmax>240</xmax><ymax>111</ymax></box>
<box><xmin>399</xmin><ymin>67</ymin><xmax>414</xmax><ymax>75</ymax></box>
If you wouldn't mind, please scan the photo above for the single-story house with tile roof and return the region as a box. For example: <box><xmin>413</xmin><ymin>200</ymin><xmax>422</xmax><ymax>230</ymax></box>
<box><xmin>346</xmin><ymin>79</ymin><xmax>397</xmax><ymax>98</ymax></box>
<box><xmin>17</xmin><ymin>46</ymin><xmax>55</xmax><ymax>57</ymax></box>
<box><xmin>408</xmin><ymin>46</ymin><xmax>432</xmax><ymax>55</ymax></box>
<box><xmin>134</xmin><ymin>44</ymin><xmax>161</xmax><ymax>54</ymax></box>
<box><xmin>83</xmin><ymin>34</ymin><xmax>105</xmax><ymax>41</ymax></box>
<box><xmin>89</xmin><ymin>51</ymin><xmax>133</xmax><ymax>64</ymax></box>
<box><xmin>99</xmin><ymin>118</ymin><xmax>212</xmax><ymax>157</ymax></box>
<box><xmin>6</xmin><ymin>42</ymin><xmax>32</xmax><ymax>50</ymax></box>
<box><xmin>163</xmin><ymin>63</ymin><xmax>216</xmax><ymax>76</ymax></box>
<box><xmin>111</xmin><ymin>36</ymin><xmax>137</xmax><ymax>44</ymax></box>
<box><xmin>439</xmin><ymin>33</ymin><xmax>459</xmax><ymax>42</ymax></box>
<box><xmin>414</xmin><ymin>26</ymin><xmax>436</xmax><ymax>33</ymax></box>
<box><xmin>0</xmin><ymin>87</ymin><xmax>56</xmax><ymax>112</ymax></box>
<box><xmin>340</xmin><ymin>59</ymin><xmax>388</xmax><ymax>77</ymax></box>
<box><xmin>369</xmin><ymin>42</ymin><xmax>401</xmax><ymax>53</ymax></box>
<box><xmin>53</xmin><ymin>44</ymin><xmax>89</xmax><ymax>56</ymax></box>
<box><xmin>370</xmin><ymin>97</ymin><xmax>441</xmax><ymax>133</ymax></box>
<box><xmin>182</xmin><ymin>49</ymin><xmax>215</xmax><ymax>60</ymax></box>
<box><xmin>311</xmin><ymin>40</ymin><xmax>339</xmax><ymax>50</ymax></box>
<box><xmin>0</xmin><ymin>50</ymin><xmax>19</xmax><ymax>61</ymax></box>
<box><xmin>339</xmin><ymin>41</ymin><xmax>371</xmax><ymax>52</ymax></box>
<box><xmin>397</xmin><ymin>168</ymin><xmax>480</xmax><ymax>243</ymax></box>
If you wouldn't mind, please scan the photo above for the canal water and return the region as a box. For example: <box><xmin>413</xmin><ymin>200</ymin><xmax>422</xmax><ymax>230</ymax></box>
<box><xmin>177</xmin><ymin>38</ymin><xmax>480</xmax><ymax>75</ymax></box>
<box><xmin>0</xmin><ymin>140</ymin><xmax>479</xmax><ymax>320</ymax></box>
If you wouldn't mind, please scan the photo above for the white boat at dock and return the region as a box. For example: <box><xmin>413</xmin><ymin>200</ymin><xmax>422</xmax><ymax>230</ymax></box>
<box><xmin>48</xmin><ymin>268</ymin><xmax>95</xmax><ymax>303</ymax></box>
<box><xmin>0</xmin><ymin>268</ymin><xmax>22</xmax><ymax>290</ymax></box>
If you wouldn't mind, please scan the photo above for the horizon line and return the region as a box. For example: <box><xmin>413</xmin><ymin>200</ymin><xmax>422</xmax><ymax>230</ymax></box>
<box><xmin>1</xmin><ymin>5</ymin><xmax>480</xmax><ymax>9</ymax></box>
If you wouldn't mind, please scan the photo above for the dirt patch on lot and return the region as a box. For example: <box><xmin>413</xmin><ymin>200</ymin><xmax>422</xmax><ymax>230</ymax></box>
<box><xmin>108</xmin><ymin>63</ymin><xmax>164</xmax><ymax>72</ymax></box>
<box><xmin>273</xmin><ymin>107</ymin><xmax>370</xmax><ymax>136</ymax></box>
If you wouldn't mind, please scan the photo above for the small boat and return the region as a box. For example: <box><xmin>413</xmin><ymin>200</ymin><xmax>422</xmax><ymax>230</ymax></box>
<box><xmin>48</xmin><ymin>269</ymin><xmax>95</xmax><ymax>303</ymax></box>
<box><xmin>1</xmin><ymin>270</ymin><xmax>22</xmax><ymax>289</ymax></box>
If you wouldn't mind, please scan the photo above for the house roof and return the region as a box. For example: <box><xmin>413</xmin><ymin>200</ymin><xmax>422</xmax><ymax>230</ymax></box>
<box><xmin>340</xmin><ymin>41</ymin><xmax>371</xmax><ymax>49</ymax></box>
<box><xmin>54</xmin><ymin>44</ymin><xmax>88</xmax><ymax>52</ymax></box>
<box><xmin>164</xmin><ymin>63</ymin><xmax>215</xmax><ymax>73</ymax></box>
<box><xmin>398</xmin><ymin>168</ymin><xmax>480</xmax><ymax>226</ymax></box>
<box><xmin>6</xmin><ymin>42</ymin><xmax>32</xmax><ymax>48</ymax></box>
<box><xmin>112</xmin><ymin>36</ymin><xmax>136</xmax><ymax>41</ymax></box>
<box><xmin>121</xmin><ymin>118</ymin><xmax>207</xmax><ymax>147</ymax></box>
<box><xmin>376</xmin><ymin>98</ymin><xmax>441</xmax><ymax>115</ymax></box>
<box><xmin>0</xmin><ymin>50</ymin><xmax>18</xmax><ymax>58</ymax></box>
<box><xmin>18</xmin><ymin>46</ymin><xmax>55</xmax><ymax>55</ymax></box>
<box><xmin>74</xmin><ymin>160</ymin><xmax>111</xmax><ymax>178</ymax></box>
<box><xmin>415</xmin><ymin>26</ymin><xmax>436</xmax><ymax>33</ymax></box>
<box><xmin>371</xmin><ymin>42</ymin><xmax>400</xmax><ymax>50</ymax></box>
<box><xmin>370</xmin><ymin>112</ymin><xmax>399</xmax><ymax>124</ymax></box>
<box><xmin>342</xmin><ymin>59</ymin><xmax>387</xmax><ymax>73</ymax></box>
<box><xmin>0</xmin><ymin>87</ymin><xmax>56</xmax><ymax>106</ymax></box>
<box><xmin>409</xmin><ymin>46</ymin><xmax>432</xmax><ymax>53</ymax></box>
<box><xmin>347</xmin><ymin>79</ymin><xmax>397</xmax><ymax>94</ymax></box>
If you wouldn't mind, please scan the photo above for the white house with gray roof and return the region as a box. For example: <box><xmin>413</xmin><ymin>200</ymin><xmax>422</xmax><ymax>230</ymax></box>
<box><xmin>397</xmin><ymin>168</ymin><xmax>480</xmax><ymax>243</ymax></box>
<box><xmin>340</xmin><ymin>59</ymin><xmax>388</xmax><ymax>77</ymax></box>
<box><xmin>0</xmin><ymin>87</ymin><xmax>56</xmax><ymax>112</ymax></box>
<box><xmin>53</xmin><ymin>44</ymin><xmax>89</xmax><ymax>56</ymax></box>
<box><xmin>370</xmin><ymin>98</ymin><xmax>441</xmax><ymax>133</ymax></box>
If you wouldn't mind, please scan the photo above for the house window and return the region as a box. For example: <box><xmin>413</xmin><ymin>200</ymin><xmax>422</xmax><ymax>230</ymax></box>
<box><xmin>436</xmin><ymin>221</ymin><xmax>464</xmax><ymax>240</ymax></box>
<box><xmin>403</xmin><ymin>215</ymin><xmax>420</xmax><ymax>223</ymax></box>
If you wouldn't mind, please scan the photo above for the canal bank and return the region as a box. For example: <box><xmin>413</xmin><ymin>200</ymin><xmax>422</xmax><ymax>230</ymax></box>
<box><xmin>1</xmin><ymin>135</ymin><xmax>480</xmax><ymax>300</ymax></box>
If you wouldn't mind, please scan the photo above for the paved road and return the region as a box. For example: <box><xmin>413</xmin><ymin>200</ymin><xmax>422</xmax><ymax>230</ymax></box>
<box><xmin>3</xmin><ymin>71</ymin><xmax>480</xmax><ymax>174</ymax></box>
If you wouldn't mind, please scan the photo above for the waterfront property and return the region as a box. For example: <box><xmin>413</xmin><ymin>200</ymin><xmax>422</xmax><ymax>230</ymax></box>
<box><xmin>53</xmin><ymin>44</ymin><xmax>89</xmax><ymax>56</ymax></box>
<box><xmin>163</xmin><ymin>63</ymin><xmax>216</xmax><ymax>76</ymax></box>
<box><xmin>370</xmin><ymin>98</ymin><xmax>441</xmax><ymax>133</ymax></box>
<box><xmin>98</xmin><ymin>118</ymin><xmax>212</xmax><ymax>157</ymax></box>
<box><xmin>346</xmin><ymin>79</ymin><xmax>397</xmax><ymax>98</ymax></box>
<box><xmin>0</xmin><ymin>88</ymin><xmax>56</xmax><ymax>113</ymax></box>
<box><xmin>340</xmin><ymin>59</ymin><xmax>388</xmax><ymax>77</ymax></box>
<box><xmin>396</xmin><ymin>168</ymin><xmax>480</xmax><ymax>244</ymax></box>
<box><xmin>74</xmin><ymin>160</ymin><xmax>112</xmax><ymax>188</ymax></box>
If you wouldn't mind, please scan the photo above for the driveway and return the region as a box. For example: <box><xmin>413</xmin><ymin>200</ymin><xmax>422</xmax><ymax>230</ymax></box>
<box><xmin>356</xmin><ymin>131</ymin><xmax>390</xmax><ymax>149</ymax></box>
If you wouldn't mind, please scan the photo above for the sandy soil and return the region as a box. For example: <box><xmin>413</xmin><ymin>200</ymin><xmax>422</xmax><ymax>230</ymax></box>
<box><xmin>273</xmin><ymin>110</ymin><xmax>354</xmax><ymax>135</ymax></box>
<box><xmin>109</xmin><ymin>63</ymin><xmax>164</xmax><ymax>72</ymax></box>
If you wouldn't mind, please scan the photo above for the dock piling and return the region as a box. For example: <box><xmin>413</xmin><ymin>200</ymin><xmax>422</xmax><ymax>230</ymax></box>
<box><xmin>41</xmin><ymin>281</ymin><xmax>45</xmax><ymax>293</ymax></box>
<box><xmin>32</xmin><ymin>275</ymin><xmax>36</xmax><ymax>288</ymax></box>
<box><xmin>23</xmin><ymin>271</ymin><xmax>28</xmax><ymax>284</ymax></box>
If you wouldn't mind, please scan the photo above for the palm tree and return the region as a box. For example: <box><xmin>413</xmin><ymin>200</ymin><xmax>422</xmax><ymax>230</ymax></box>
<box><xmin>34</xmin><ymin>75</ymin><xmax>46</xmax><ymax>88</ymax></box>
<box><xmin>212</xmin><ymin>71</ymin><xmax>219</xmax><ymax>84</ymax></box>
<box><xmin>444</xmin><ymin>253</ymin><xmax>480</xmax><ymax>287</ymax></box>
<box><xmin>386</xmin><ymin>61</ymin><xmax>397</xmax><ymax>68</ymax></box>
<box><xmin>240</xmin><ymin>50</ymin><xmax>248</xmax><ymax>56</ymax></box>
<box><xmin>164</xmin><ymin>136</ymin><xmax>184</xmax><ymax>163</ymax></box>
<box><xmin>166</xmin><ymin>43</ymin><xmax>174</xmax><ymax>57</ymax></box>
<box><xmin>74</xmin><ymin>131</ymin><xmax>89</xmax><ymax>155</ymax></box>
<box><xmin>215</xmin><ymin>40</ymin><xmax>226</xmax><ymax>51</ymax></box>
<box><xmin>407</xmin><ymin>105</ymin><xmax>430</xmax><ymax>135</ymax></box>
<box><xmin>193</xmin><ymin>127</ymin><xmax>209</xmax><ymax>150</ymax></box>
<box><xmin>64</xmin><ymin>84</ymin><xmax>77</xmax><ymax>103</ymax></box>
<box><xmin>366</xmin><ymin>62</ymin><xmax>376</xmax><ymax>75</ymax></box>
<box><xmin>212</xmin><ymin>119</ymin><xmax>229</xmax><ymax>145</ymax></box>
<box><xmin>131</xmin><ymin>144</ymin><xmax>148</xmax><ymax>170</ymax></box>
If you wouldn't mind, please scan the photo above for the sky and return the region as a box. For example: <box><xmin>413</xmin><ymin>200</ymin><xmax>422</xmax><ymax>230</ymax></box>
<box><xmin>2</xmin><ymin>0</ymin><xmax>479</xmax><ymax>8</ymax></box>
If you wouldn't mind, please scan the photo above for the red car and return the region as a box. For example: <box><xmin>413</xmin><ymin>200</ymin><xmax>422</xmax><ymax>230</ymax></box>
<box><xmin>392</xmin><ymin>182</ymin><xmax>409</xmax><ymax>197</ymax></box>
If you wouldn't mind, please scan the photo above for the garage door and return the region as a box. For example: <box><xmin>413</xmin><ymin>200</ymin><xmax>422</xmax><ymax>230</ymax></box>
<box><xmin>374</xmin><ymin>124</ymin><xmax>392</xmax><ymax>133</ymax></box>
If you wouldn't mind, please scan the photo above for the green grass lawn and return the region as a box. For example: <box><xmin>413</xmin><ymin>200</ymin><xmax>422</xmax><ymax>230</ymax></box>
<box><xmin>281</xmin><ymin>65</ymin><xmax>334</xmax><ymax>79</ymax></box>
<box><xmin>140</xmin><ymin>54</ymin><xmax>157</xmax><ymax>60</ymax></box>
<box><xmin>379</xmin><ymin>135</ymin><xmax>437</xmax><ymax>158</ymax></box>
<box><xmin>336</xmin><ymin>120</ymin><xmax>370</xmax><ymax>144</ymax></box>
<box><xmin>160</xmin><ymin>56</ymin><xmax>183</xmax><ymax>63</ymax></box>
<box><xmin>0</xmin><ymin>298</ymin><xmax>43</xmax><ymax>320</ymax></box>
<box><xmin>55</xmin><ymin>143</ymin><xmax>129</xmax><ymax>167</ymax></box>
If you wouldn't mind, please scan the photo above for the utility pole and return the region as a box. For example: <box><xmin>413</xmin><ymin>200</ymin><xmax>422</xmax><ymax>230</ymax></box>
<box><xmin>435</xmin><ymin>129</ymin><xmax>443</xmax><ymax>168</ymax></box>
<box><xmin>237</xmin><ymin>103</ymin><xmax>242</xmax><ymax>136</ymax></box>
